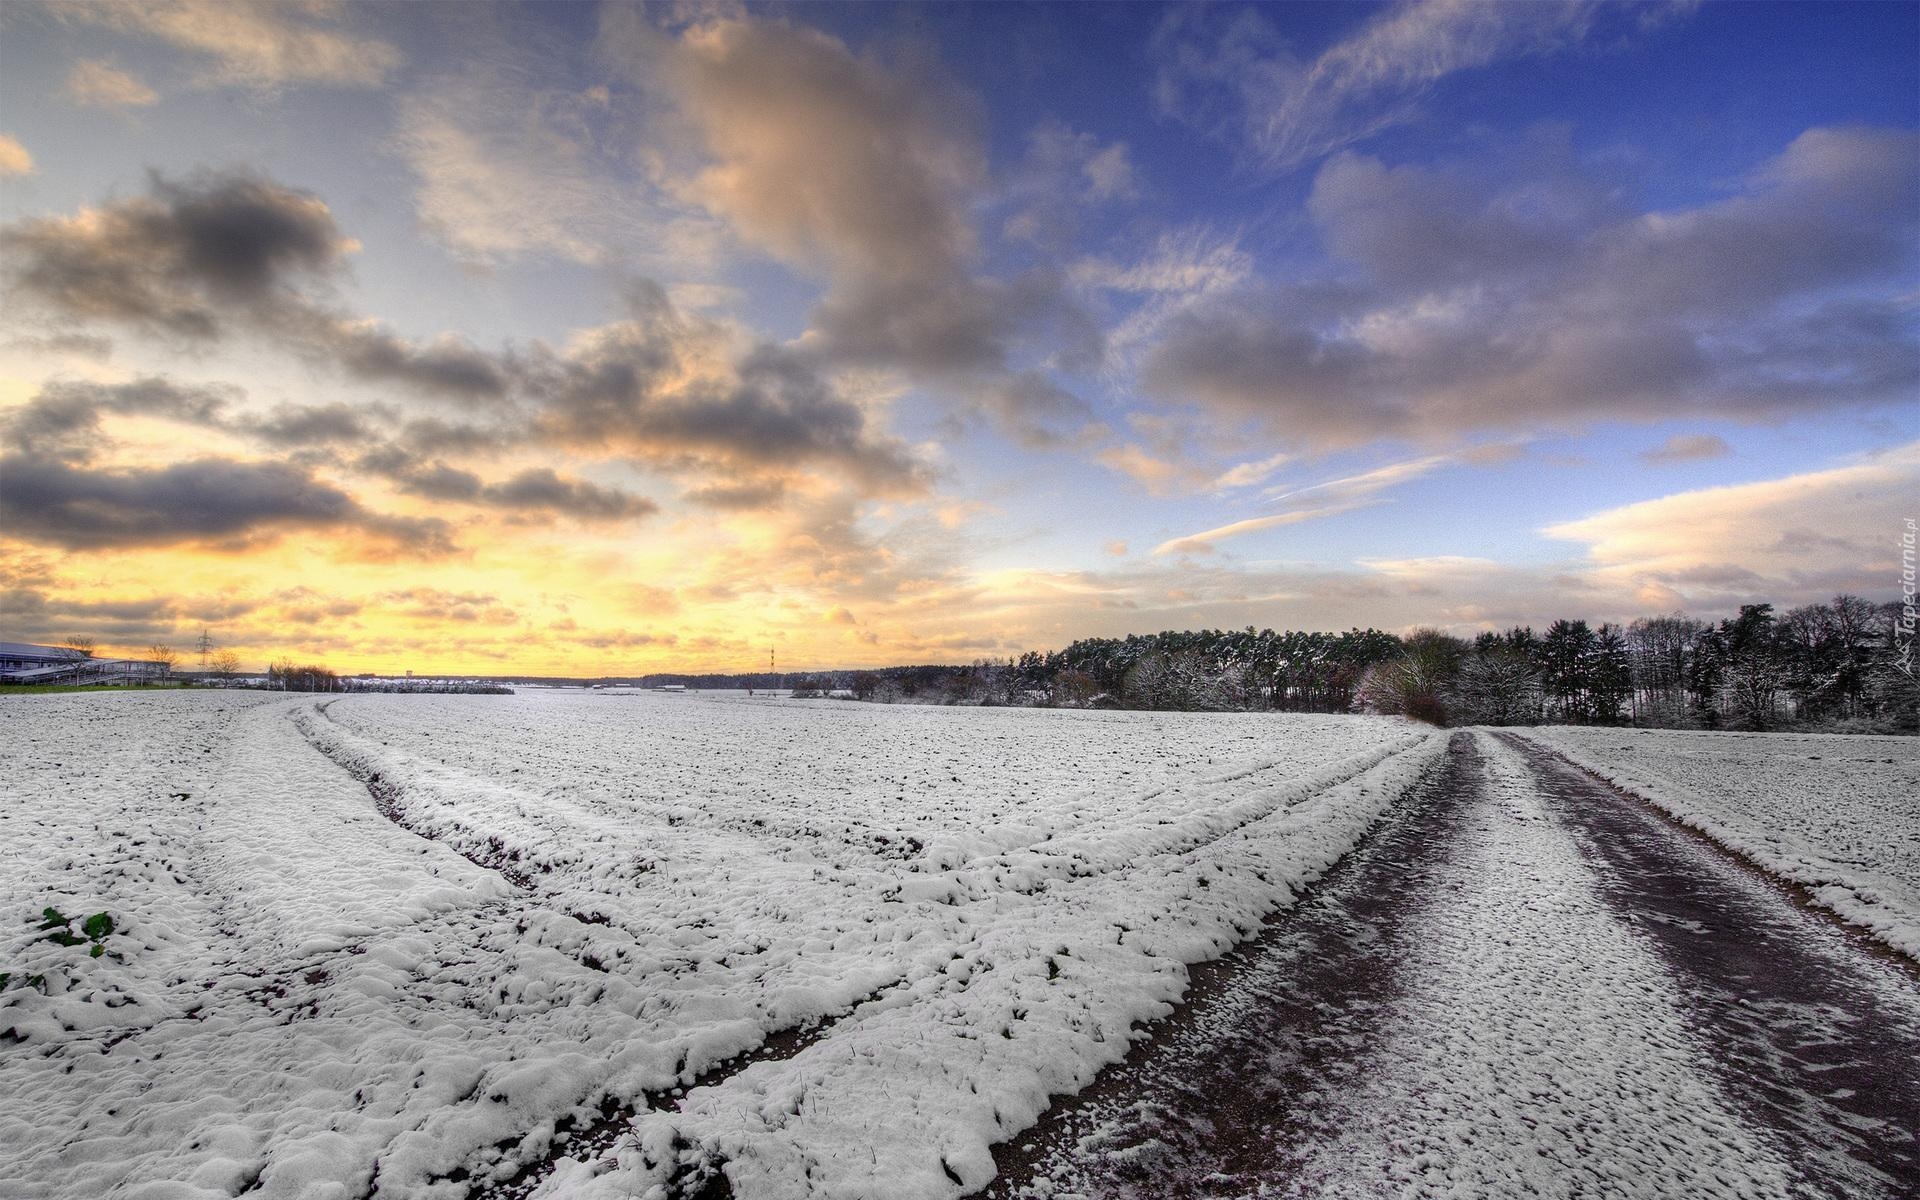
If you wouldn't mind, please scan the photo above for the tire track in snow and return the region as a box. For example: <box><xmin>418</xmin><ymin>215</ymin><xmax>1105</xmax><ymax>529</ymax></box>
<box><xmin>292</xmin><ymin>699</ymin><xmax>917</xmax><ymax>1200</ymax></box>
<box><xmin>1498</xmin><ymin>732</ymin><xmax>1920</xmax><ymax>1196</ymax></box>
<box><xmin>995</xmin><ymin>730</ymin><xmax>1917</xmax><ymax>1199</ymax></box>
<box><xmin>984</xmin><ymin>731</ymin><xmax>1476</xmax><ymax>1197</ymax></box>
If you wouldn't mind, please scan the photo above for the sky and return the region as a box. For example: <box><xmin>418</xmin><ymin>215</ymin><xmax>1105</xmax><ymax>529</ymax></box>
<box><xmin>0</xmin><ymin>0</ymin><xmax>1914</xmax><ymax>676</ymax></box>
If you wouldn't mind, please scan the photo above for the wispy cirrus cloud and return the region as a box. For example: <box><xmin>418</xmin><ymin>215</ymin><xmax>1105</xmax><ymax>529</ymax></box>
<box><xmin>1155</xmin><ymin>0</ymin><xmax>1692</xmax><ymax>171</ymax></box>
<box><xmin>387</xmin><ymin>10</ymin><xmax>724</xmax><ymax>272</ymax></box>
<box><xmin>1154</xmin><ymin>452</ymin><xmax>1455</xmax><ymax>555</ymax></box>
<box><xmin>56</xmin><ymin>0</ymin><xmax>403</xmax><ymax>90</ymax></box>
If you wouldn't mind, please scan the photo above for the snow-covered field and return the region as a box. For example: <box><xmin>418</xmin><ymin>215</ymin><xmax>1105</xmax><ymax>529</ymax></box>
<box><xmin>1513</xmin><ymin>726</ymin><xmax>1920</xmax><ymax>960</ymax></box>
<box><xmin>0</xmin><ymin>690</ymin><xmax>1437</xmax><ymax>1200</ymax></box>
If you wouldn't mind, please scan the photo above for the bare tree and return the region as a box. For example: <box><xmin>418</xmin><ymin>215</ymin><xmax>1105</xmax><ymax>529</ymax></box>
<box><xmin>1447</xmin><ymin>649</ymin><xmax>1542</xmax><ymax>725</ymax></box>
<box><xmin>211</xmin><ymin>648</ymin><xmax>241</xmax><ymax>681</ymax></box>
<box><xmin>146</xmin><ymin>644</ymin><xmax>179</xmax><ymax>674</ymax></box>
<box><xmin>61</xmin><ymin>635</ymin><xmax>96</xmax><ymax>658</ymax></box>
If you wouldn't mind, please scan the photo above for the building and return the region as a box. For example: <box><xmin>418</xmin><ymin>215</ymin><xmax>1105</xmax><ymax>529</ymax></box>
<box><xmin>0</xmin><ymin>641</ymin><xmax>173</xmax><ymax>686</ymax></box>
<box><xmin>0</xmin><ymin>642</ymin><xmax>89</xmax><ymax>674</ymax></box>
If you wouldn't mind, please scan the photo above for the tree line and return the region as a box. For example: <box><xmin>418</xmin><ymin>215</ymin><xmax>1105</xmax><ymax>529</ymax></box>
<box><xmin>801</xmin><ymin>596</ymin><xmax>1914</xmax><ymax>733</ymax></box>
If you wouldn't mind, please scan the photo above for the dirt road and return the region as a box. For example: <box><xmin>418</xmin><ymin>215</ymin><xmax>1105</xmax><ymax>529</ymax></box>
<box><xmin>988</xmin><ymin>731</ymin><xmax>1920</xmax><ymax>1199</ymax></box>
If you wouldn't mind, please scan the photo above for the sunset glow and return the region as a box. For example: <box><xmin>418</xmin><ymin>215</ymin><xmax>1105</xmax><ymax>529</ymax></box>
<box><xmin>2</xmin><ymin>2</ymin><xmax>1913</xmax><ymax>675</ymax></box>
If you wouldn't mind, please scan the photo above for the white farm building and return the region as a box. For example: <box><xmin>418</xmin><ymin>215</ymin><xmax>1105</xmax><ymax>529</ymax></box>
<box><xmin>0</xmin><ymin>642</ymin><xmax>173</xmax><ymax>686</ymax></box>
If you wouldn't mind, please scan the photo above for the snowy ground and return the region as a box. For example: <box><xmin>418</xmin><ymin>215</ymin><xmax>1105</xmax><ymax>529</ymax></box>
<box><xmin>0</xmin><ymin>690</ymin><xmax>1436</xmax><ymax>1200</ymax></box>
<box><xmin>1513</xmin><ymin>726</ymin><xmax>1920</xmax><ymax>959</ymax></box>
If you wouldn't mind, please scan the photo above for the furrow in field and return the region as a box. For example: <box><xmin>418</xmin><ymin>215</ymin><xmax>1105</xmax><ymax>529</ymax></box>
<box><xmin>564</xmin><ymin>731</ymin><xmax>1449</xmax><ymax>1200</ymax></box>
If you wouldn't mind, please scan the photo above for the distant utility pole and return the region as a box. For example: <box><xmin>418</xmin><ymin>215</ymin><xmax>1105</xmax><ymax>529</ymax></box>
<box><xmin>196</xmin><ymin>628</ymin><xmax>213</xmax><ymax>672</ymax></box>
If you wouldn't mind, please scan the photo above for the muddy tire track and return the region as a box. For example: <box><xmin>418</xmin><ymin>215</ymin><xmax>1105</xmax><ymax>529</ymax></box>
<box><xmin>1499</xmin><ymin>732</ymin><xmax>1920</xmax><ymax>1196</ymax></box>
<box><xmin>993</xmin><ymin>732</ymin><xmax>1920</xmax><ymax>1199</ymax></box>
<box><xmin>984</xmin><ymin>732</ymin><xmax>1476</xmax><ymax>1197</ymax></box>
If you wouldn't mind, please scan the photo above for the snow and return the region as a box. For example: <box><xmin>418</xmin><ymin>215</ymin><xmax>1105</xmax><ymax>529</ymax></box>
<box><xmin>1294</xmin><ymin>732</ymin><xmax>1794</xmax><ymax>1199</ymax></box>
<box><xmin>1511</xmin><ymin>726</ymin><xmax>1920</xmax><ymax>960</ymax></box>
<box><xmin>0</xmin><ymin>690</ymin><xmax>1437</xmax><ymax>1199</ymax></box>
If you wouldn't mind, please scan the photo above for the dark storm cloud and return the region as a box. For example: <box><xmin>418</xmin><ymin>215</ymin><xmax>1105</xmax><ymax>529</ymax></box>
<box><xmin>0</xmin><ymin>454</ymin><xmax>453</xmax><ymax>554</ymax></box>
<box><xmin>1142</xmin><ymin>127</ymin><xmax>1920</xmax><ymax>446</ymax></box>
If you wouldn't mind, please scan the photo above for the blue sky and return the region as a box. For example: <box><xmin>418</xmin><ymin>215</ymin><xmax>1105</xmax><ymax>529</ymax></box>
<box><xmin>0</xmin><ymin>1</ymin><xmax>1914</xmax><ymax>672</ymax></box>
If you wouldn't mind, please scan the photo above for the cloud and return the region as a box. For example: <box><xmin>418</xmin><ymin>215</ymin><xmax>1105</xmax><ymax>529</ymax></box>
<box><xmin>0</xmin><ymin>377</ymin><xmax>235</xmax><ymax>460</ymax></box>
<box><xmin>1261</xmin><ymin>454</ymin><xmax>1450</xmax><ymax>504</ymax></box>
<box><xmin>2</xmin><ymin>169</ymin><xmax>353</xmax><ymax>339</ymax></box>
<box><xmin>683</xmin><ymin>479</ymin><xmax>790</xmax><ymax>510</ymax></box>
<box><xmin>0</xmin><ymin>134</ymin><xmax>36</xmax><ymax>176</ymax></box>
<box><xmin>5</xmin><ymin>176</ymin><xmax>925</xmax><ymax>499</ymax></box>
<box><xmin>392</xmin><ymin>82</ymin><xmax>613</xmax><ymax>266</ymax></box>
<box><xmin>1213</xmin><ymin>450</ymin><xmax>1294</xmax><ymax>490</ymax></box>
<box><xmin>973</xmin><ymin>372</ymin><xmax>1095</xmax><ymax>450</ymax></box>
<box><xmin>1003</xmin><ymin>119</ymin><xmax>1138</xmax><ymax>247</ymax></box>
<box><xmin>1074</xmin><ymin>226</ymin><xmax>1254</xmax><ymax>372</ymax></box>
<box><xmin>315</xmin><ymin>319</ymin><xmax>512</xmax><ymax>401</ymax></box>
<box><xmin>0</xmin><ymin>454</ymin><xmax>452</xmax><ymax>554</ymax></box>
<box><xmin>1</xmin><ymin>171</ymin><xmax>517</xmax><ymax>402</ymax></box>
<box><xmin>367</xmin><ymin>453</ymin><xmax>657</xmax><ymax>522</ymax></box>
<box><xmin>664</xmin><ymin>18</ymin><xmax>983</xmax><ymax>351</ymax></box>
<box><xmin>388</xmin><ymin>19</ymin><xmax>718</xmax><ymax>271</ymax></box>
<box><xmin>1143</xmin><ymin>126</ymin><xmax>1919</xmax><ymax>447</ymax></box>
<box><xmin>530</xmin><ymin>284</ymin><xmax>930</xmax><ymax>494</ymax></box>
<box><xmin>1095</xmin><ymin>444</ymin><xmax>1215</xmax><ymax>498</ymax></box>
<box><xmin>64</xmin><ymin>60</ymin><xmax>159</xmax><ymax>108</ymax></box>
<box><xmin>242</xmin><ymin>401</ymin><xmax>382</xmax><ymax>449</ymax></box>
<box><xmin>60</xmin><ymin>0</ymin><xmax>402</xmax><ymax>90</ymax></box>
<box><xmin>481</xmin><ymin>468</ymin><xmax>657</xmax><ymax>521</ymax></box>
<box><xmin>1155</xmin><ymin>1</ymin><xmax>1688</xmax><ymax>171</ymax></box>
<box><xmin>1638</xmin><ymin>433</ymin><xmax>1731</xmax><ymax>464</ymax></box>
<box><xmin>645</xmin><ymin>14</ymin><xmax>1094</xmax><ymax>388</ymax></box>
<box><xmin>1544</xmin><ymin>442</ymin><xmax>1920</xmax><ymax>608</ymax></box>
<box><xmin>1155</xmin><ymin>453</ymin><xmax>1460</xmax><ymax>555</ymax></box>
<box><xmin>1153</xmin><ymin>505</ymin><xmax>1362</xmax><ymax>557</ymax></box>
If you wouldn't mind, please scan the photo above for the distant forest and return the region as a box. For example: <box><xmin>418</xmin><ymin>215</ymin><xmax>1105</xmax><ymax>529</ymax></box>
<box><xmin>646</xmin><ymin>596</ymin><xmax>1917</xmax><ymax>733</ymax></box>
